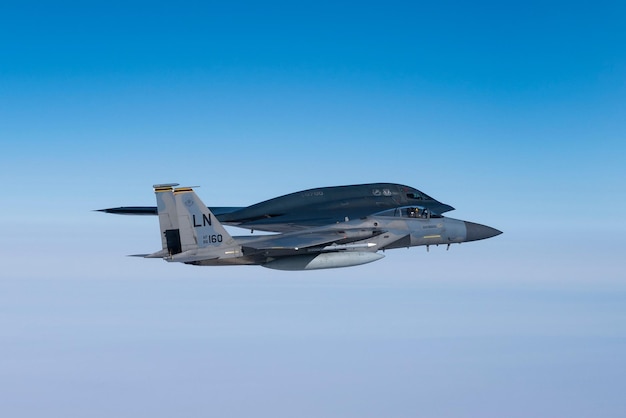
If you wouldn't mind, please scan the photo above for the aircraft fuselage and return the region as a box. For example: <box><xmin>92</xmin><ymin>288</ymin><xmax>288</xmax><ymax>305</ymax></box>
<box><xmin>99</xmin><ymin>183</ymin><xmax>454</xmax><ymax>233</ymax></box>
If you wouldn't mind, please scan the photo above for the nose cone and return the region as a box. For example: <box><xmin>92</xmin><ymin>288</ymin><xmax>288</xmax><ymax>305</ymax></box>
<box><xmin>436</xmin><ymin>203</ymin><xmax>455</xmax><ymax>214</ymax></box>
<box><xmin>464</xmin><ymin>221</ymin><xmax>502</xmax><ymax>242</ymax></box>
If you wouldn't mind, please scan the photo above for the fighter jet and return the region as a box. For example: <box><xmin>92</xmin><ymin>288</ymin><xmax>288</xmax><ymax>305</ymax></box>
<box><xmin>134</xmin><ymin>184</ymin><xmax>501</xmax><ymax>270</ymax></box>
<box><xmin>99</xmin><ymin>182</ymin><xmax>454</xmax><ymax>233</ymax></box>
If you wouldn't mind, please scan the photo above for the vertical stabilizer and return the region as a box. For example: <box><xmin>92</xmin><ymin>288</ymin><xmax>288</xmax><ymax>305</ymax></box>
<box><xmin>154</xmin><ymin>183</ymin><xmax>181</xmax><ymax>256</ymax></box>
<box><xmin>172</xmin><ymin>187</ymin><xmax>239</xmax><ymax>258</ymax></box>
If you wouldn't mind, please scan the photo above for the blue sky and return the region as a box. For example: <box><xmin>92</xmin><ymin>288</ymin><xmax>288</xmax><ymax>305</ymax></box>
<box><xmin>1</xmin><ymin>1</ymin><xmax>625</xmax><ymax>417</ymax></box>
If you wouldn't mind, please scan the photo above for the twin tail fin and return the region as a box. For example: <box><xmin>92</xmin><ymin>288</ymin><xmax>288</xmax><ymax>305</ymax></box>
<box><xmin>151</xmin><ymin>184</ymin><xmax>239</xmax><ymax>261</ymax></box>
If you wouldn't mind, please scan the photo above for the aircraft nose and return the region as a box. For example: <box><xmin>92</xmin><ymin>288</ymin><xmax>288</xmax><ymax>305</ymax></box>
<box><xmin>464</xmin><ymin>222</ymin><xmax>502</xmax><ymax>242</ymax></box>
<box><xmin>438</xmin><ymin>203</ymin><xmax>455</xmax><ymax>213</ymax></box>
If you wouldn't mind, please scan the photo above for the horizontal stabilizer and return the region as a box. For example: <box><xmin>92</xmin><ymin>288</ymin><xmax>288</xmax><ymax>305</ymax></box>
<box><xmin>144</xmin><ymin>249</ymin><xmax>171</xmax><ymax>258</ymax></box>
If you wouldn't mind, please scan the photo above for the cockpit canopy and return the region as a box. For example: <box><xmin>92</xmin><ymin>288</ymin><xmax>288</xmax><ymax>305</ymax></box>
<box><xmin>406</xmin><ymin>190</ymin><xmax>435</xmax><ymax>201</ymax></box>
<box><xmin>375</xmin><ymin>206</ymin><xmax>443</xmax><ymax>219</ymax></box>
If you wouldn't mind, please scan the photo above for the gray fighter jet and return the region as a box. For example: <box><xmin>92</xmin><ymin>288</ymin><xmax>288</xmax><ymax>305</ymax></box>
<box><xmin>136</xmin><ymin>184</ymin><xmax>501</xmax><ymax>270</ymax></box>
<box><xmin>99</xmin><ymin>182</ymin><xmax>454</xmax><ymax>232</ymax></box>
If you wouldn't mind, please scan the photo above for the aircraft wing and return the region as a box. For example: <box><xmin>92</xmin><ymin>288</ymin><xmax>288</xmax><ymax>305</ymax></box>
<box><xmin>239</xmin><ymin>225</ymin><xmax>410</xmax><ymax>256</ymax></box>
<box><xmin>98</xmin><ymin>206</ymin><xmax>243</xmax><ymax>216</ymax></box>
<box><xmin>98</xmin><ymin>182</ymin><xmax>455</xmax><ymax>233</ymax></box>
<box><xmin>242</xmin><ymin>228</ymin><xmax>384</xmax><ymax>256</ymax></box>
<box><xmin>242</xmin><ymin>232</ymin><xmax>345</xmax><ymax>252</ymax></box>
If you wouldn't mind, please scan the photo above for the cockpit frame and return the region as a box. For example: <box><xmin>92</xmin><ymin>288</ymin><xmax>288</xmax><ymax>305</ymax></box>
<box><xmin>375</xmin><ymin>206</ymin><xmax>443</xmax><ymax>219</ymax></box>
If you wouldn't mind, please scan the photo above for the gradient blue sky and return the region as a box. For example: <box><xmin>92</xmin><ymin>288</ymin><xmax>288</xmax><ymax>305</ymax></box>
<box><xmin>1</xmin><ymin>1</ymin><xmax>625</xmax><ymax>417</ymax></box>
